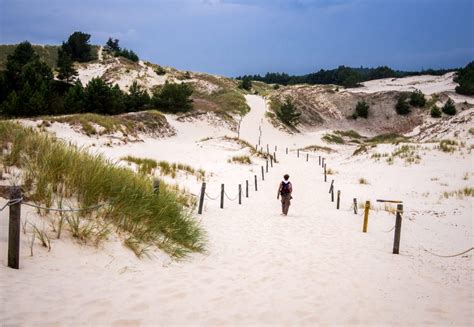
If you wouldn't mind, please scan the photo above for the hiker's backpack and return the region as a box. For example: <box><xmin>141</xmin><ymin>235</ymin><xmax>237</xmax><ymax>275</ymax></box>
<box><xmin>280</xmin><ymin>182</ymin><xmax>291</xmax><ymax>196</ymax></box>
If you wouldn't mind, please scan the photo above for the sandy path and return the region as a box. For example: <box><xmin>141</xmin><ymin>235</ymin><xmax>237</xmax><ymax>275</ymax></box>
<box><xmin>1</xmin><ymin>95</ymin><xmax>472</xmax><ymax>325</ymax></box>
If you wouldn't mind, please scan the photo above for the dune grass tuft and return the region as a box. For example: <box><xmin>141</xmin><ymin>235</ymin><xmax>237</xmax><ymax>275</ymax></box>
<box><xmin>229</xmin><ymin>155</ymin><xmax>252</xmax><ymax>165</ymax></box>
<box><xmin>0</xmin><ymin>121</ymin><xmax>206</xmax><ymax>258</ymax></box>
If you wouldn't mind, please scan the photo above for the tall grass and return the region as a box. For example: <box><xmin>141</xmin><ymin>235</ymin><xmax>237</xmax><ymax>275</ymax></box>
<box><xmin>0</xmin><ymin>122</ymin><xmax>205</xmax><ymax>258</ymax></box>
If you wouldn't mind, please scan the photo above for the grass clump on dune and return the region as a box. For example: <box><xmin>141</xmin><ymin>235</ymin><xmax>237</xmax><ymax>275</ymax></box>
<box><xmin>121</xmin><ymin>156</ymin><xmax>206</xmax><ymax>181</ymax></box>
<box><xmin>300</xmin><ymin>145</ymin><xmax>336</xmax><ymax>153</ymax></box>
<box><xmin>229</xmin><ymin>155</ymin><xmax>252</xmax><ymax>165</ymax></box>
<box><xmin>322</xmin><ymin>133</ymin><xmax>345</xmax><ymax>144</ymax></box>
<box><xmin>0</xmin><ymin>122</ymin><xmax>205</xmax><ymax>258</ymax></box>
<box><xmin>42</xmin><ymin>110</ymin><xmax>172</xmax><ymax>137</ymax></box>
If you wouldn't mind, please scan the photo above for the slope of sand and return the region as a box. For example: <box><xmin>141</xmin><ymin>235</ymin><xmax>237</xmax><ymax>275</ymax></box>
<box><xmin>1</xmin><ymin>95</ymin><xmax>473</xmax><ymax>325</ymax></box>
<box><xmin>348</xmin><ymin>72</ymin><xmax>474</xmax><ymax>104</ymax></box>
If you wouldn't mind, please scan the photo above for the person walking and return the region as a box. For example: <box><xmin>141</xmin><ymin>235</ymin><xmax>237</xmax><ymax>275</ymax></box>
<box><xmin>277</xmin><ymin>174</ymin><xmax>292</xmax><ymax>216</ymax></box>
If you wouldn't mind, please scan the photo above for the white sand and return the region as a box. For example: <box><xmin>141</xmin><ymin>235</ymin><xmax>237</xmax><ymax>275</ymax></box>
<box><xmin>1</xmin><ymin>95</ymin><xmax>473</xmax><ymax>325</ymax></box>
<box><xmin>348</xmin><ymin>72</ymin><xmax>474</xmax><ymax>104</ymax></box>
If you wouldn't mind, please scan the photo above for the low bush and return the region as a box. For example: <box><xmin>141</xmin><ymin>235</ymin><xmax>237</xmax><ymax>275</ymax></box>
<box><xmin>430</xmin><ymin>105</ymin><xmax>441</xmax><ymax>118</ymax></box>
<box><xmin>442</xmin><ymin>98</ymin><xmax>456</xmax><ymax>116</ymax></box>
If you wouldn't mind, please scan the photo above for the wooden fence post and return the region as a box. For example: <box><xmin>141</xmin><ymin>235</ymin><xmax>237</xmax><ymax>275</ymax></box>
<box><xmin>238</xmin><ymin>184</ymin><xmax>242</xmax><ymax>205</ymax></box>
<box><xmin>393</xmin><ymin>204</ymin><xmax>403</xmax><ymax>254</ymax></box>
<box><xmin>286</xmin><ymin>147</ymin><xmax>288</xmax><ymax>154</ymax></box>
<box><xmin>153</xmin><ymin>179</ymin><xmax>160</xmax><ymax>196</ymax></box>
<box><xmin>220</xmin><ymin>184</ymin><xmax>224</xmax><ymax>209</ymax></box>
<box><xmin>331</xmin><ymin>187</ymin><xmax>334</xmax><ymax>202</ymax></box>
<box><xmin>198</xmin><ymin>182</ymin><xmax>206</xmax><ymax>214</ymax></box>
<box><xmin>270</xmin><ymin>156</ymin><xmax>273</xmax><ymax>168</ymax></box>
<box><xmin>246</xmin><ymin>180</ymin><xmax>249</xmax><ymax>198</ymax></box>
<box><xmin>297</xmin><ymin>149</ymin><xmax>300</xmax><ymax>158</ymax></box>
<box><xmin>8</xmin><ymin>186</ymin><xmax>21</xmax><ymax>269</ymax></box>
<box><xmin>353</xmin><ymin>198</ymin><xmax>358</xmax><ymax>214</ymax></box>
<box><xmin>267</xmin><ymin>144</ymin><xmax>269</xmax><ymax>154</ymax></box>
<box><xmin>319</xmin><ymin>156</ymin><xmax>321</xmax><ymax>166</ymax></box>
<box><xmin>322</xmin><ymin>157</ymin><xmax>325</xmax><ymax>167</ymax></box>
<box><xmin>337</xmin><ymin>190</ymin><xmax>341</xmax><ymax>209</ymax></box>
<box><xmin>306</xmin><ymin>153</ymin><xmax>309</xmax><ymax>162</ymax></box>
<box><xmin>362</xmin><ymin>201</ymin><xmax>370</xmax><ymax>232</ymax></box>
<box><xmin>324</xmin><ymin>164</ymin><xmax>327</xmax><ymax>182</ymax></box>
<box><xmin>254</xmin><ymin>175</ymin><xmax>258</xmax><ymax>191</ymax></box>
<box><xmin>266</xmin><ymin>160</ymin><xmax>269</xmax><ymax>173</ymax></box>
<box><xmin>274</xmin><ymin>152</ymin><xmax>277</xmax><ymax>162</ymax></box>
<box><xmin>275</xmin><ymin>145</ymin><xmax>277</xmax><ymax>152</ymax></box>
<box><xmin>261</xmin><ymin>166</ymin><xmax>264</xmax><ymax>181</ymax></box>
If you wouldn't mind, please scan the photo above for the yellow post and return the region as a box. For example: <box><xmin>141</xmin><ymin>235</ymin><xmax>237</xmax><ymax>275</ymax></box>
<box><xmin>363</xmin><ymin>201</ymin><xmax>370</xmax><ymax>233</ymax></box>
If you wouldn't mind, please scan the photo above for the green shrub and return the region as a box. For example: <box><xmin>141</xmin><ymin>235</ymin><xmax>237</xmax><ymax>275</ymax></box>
<box><xmin>395</xmin><ymin>94</ymin><xmax>411</xmax><ymax>115</ymax></box>
<box><xmin>454</xmin><ymin>61</ymin><xmax>474</xmax><ymax>95</ymax></box>
<box><xmin>430</xmin><ymin>105</ymin><xmax>441</xmax><ymax>118</ymax></box>
<box><xmin>276</xmin><ymin>97</ymin><xmax>301</xmax><ymax>127</ymax></box>
<box><xmin>409</xmin><ymin>90</ymin><xmax>426</xmax><ymax>107</ymax></box>
<box><xmin>442</xmin><ymin>98</ymin><xmax>456</xmax><ymax>116</ymax></box>
<box><xmin>151</xmin><ymin>81</ymin><xmax>193</xmax><ymax>113</ymax></box>
<box><xmin>355</xmin><ymin>100</ymin><xmax>369</xmax><ymax>118</ymax></box>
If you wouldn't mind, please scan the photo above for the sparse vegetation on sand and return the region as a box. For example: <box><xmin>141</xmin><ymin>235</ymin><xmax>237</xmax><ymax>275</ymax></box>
<box><xmin>223</xmin><ymin>136</ymin><xmax>277</xmax><ymax>162</ymax></box>
<box><xmin>438</xmin><ymin>139</ymin><xmax>458</xmax><ymax>153</ymax></box>
<box><xmin>0</xmin><ymin>122</ymin><xmax>205</xmax><ymax>258</ymax></box>
<box><xmin>229</xmin><ymin>155</ymin><xmax>252</xmax><ymax>165</ymax></box>
<box><xmin>299</xmin><ymin>145</ymin><xmax>336</xmax><ymax>153</ymax></box>
<box><xmin>442</xmin><ymin>187</ymin><xmax>474</xmax><ymax>199</ymax></box>
<box><xmin>121</xmin><ymin>156</ymin><xmax>206</xmax><ymax>181</ymax></box>
<box><xmin>322</xmin><ymin>133</ymin><xmax>345</xmax><ymax>144</ymax></box>
<box><xmin>358</xmin><ymin>178</ymin><xmax>369</xmax><ymax>184</ymax></box>
<box><xmin>41</xmin><ymin>111</ymin><xmax>173</xmax><ymax>137</ymax></box>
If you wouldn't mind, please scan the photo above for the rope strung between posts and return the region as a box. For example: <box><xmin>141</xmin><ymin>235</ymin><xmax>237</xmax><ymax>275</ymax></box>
<box><xmin>383</xmin><ymin>225</ymin><xmax>396</xmax><ymax>233</ymax></box>
<box><xmin>1</xmin><ymin>197</ymin><xmax>104</xmax><ymax>212</ymax></box>
<box><xmin>422</xmin><ymin>247</ymin><xmax>474</xmax><ymax>258</ymax></box>
<box><xmin>205</xmin><ymin>192</ymin><xmax>220</xmax><ymax>200</ymax></box>
<box><xmin>224</xmin><ymin>191</ymin><xmax>238</xmax><ymax>201</ymax></box>
<box><xmin>0</xmin><ymin>197</ymin><xmax>23</xmax><ymax>211</ymax></box>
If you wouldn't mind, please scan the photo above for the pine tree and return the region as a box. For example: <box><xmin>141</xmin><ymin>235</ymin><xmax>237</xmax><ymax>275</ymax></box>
<box><xmin>355</xmin><ymin>100</ymin><xmax>369</xmax><ymax>118</ymax></box>
<box><xmin>442</xmin><ymin>98</ymin><xmax>456</xmax><ymax>116</ymax></box>
<box><xmin>276</xmin><ymin>97</ymin><xmax>301</xmax><ymax>126</ymax></box>
<box><xmin>57</xmin><ymin>46</ymin><xmax>78</xmax><ymax>83</ymax></box>
<box><xmin>395</xmin><ymin>94</ymin><xmax>411</xmax><ymax>115</ymax></box>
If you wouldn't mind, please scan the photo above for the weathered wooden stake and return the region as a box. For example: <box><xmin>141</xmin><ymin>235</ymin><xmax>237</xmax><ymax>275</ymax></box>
<box><xmin>322</xmin><ymin>157</ymin><xmax>325</xmax><ymax>167</ymax></box>
<box><xmin>238</xmin><ymin>184</ymin><xmax>242</xmax><ymax>205</ymax></box>
<box><xmin>8</xmin><ymin>186</ymin><xmax>21</xmax><ymax>269</ymax></box>
<box><xmin>306</xmin><ymin>153</ymin><xmax>309</xmax><ymax>162</ymax></box>
<box><xmin>393</xmin><ymin>204</ymin><xmax>403</xmax><ymax>254</ymax></box>
<box><xmin>331</xmin><ymin>187</ymin><xmax>334</xmax><ymax>202</ymax></box>
<box><xmin>329</xmin><ymin>180</ymin><xmax>334</xmax><ymax>193</ymax></box>
<box><xmin>267</xmin><ymin>144</ymin><xmax>269</xmax><ymax>154</ymax></box>
<box><xmin>353</xmin><ymin>198</ymin><xmax>358</xmax><ymax>214</ymax></box>
<box><xmin>270</xmin><ymin>156</ymin><xmax>273</xmax><ymax>168</ymax></box>
<box><xmin>275</xmin><ymin>145</ymin><xmax>277</xmax><ymax>152</ymax></box>
<box><xmin>153</xmin><ymin>179</ymin><xmax>160</xmax><ymax>196</ymax></box>
<box><xmin>261</xmin><ymin>166</ymin><xmax>265</xmax><ymax>181</ymax></box>
<box><xmin>297</xmin><ymin>149</ymin><xmax>300</xmax><ymax>158</ymax></box>
<box><xmin>220</xmin><ymin>184</ymin><xmax>224</xmax><ymax>209</ymax></box>
<box><xmin>246</xmin><ymin>180</ymin><xmax>249</xmax><ymax>198</ymax></box>
<box><xmin>198</xmin><ymin>182</ymin><xmax>206</xmax><ymax>214</ymax></box>
<box><xmin>274</xmin><ymin>152</ymin><xmax>277</xmax><ymax>162</ymax></box>
<box><xmin>266</xmin><ymin>159</ymin><xmax>269</xmax><ymax>173</ymax></box>
<box><xmin>324</xmin><ymin>164</ymin><xmax>327</xmax><ymax>182</ymax></box>
<box><xmin>337</xmin><ymin>190</ymin><xmax>341</xmax><ymax>209</ymax></box>
<box><xmin>362</xmin><ymin>201</ymin><xmax>370</xmax><ymax>232</ymax></box>
<box><xmin>319</xmin><ymin>156</ymin><xmax>321</xmax><ymax>166</ymax></box>
<box><xmin>286</xmin><ymin>147</ymin><xmax>288</xmax><ymax>154</ymax></box>
<box><xmin>254</xmin><ymin>175</ymin><xmax>258</xmax><ymax>191</ymax></box>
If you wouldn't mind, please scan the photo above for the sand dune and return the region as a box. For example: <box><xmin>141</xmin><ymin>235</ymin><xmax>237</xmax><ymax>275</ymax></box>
<box><xmin>1</xmin><ymin>94</ymin><xmax>473</xmax><ymax>325</ymax></box>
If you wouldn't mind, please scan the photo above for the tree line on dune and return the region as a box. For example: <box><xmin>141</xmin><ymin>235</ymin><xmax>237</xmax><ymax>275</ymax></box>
<box><xmin>237</xmin><ymin>63</ymin><xmax>474</xmax><ymax>94</ymax></box>
<box><xmin>0</xmin><ymin>32</ymin><xmax>194</xmax><ymax>118</ymax></box>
